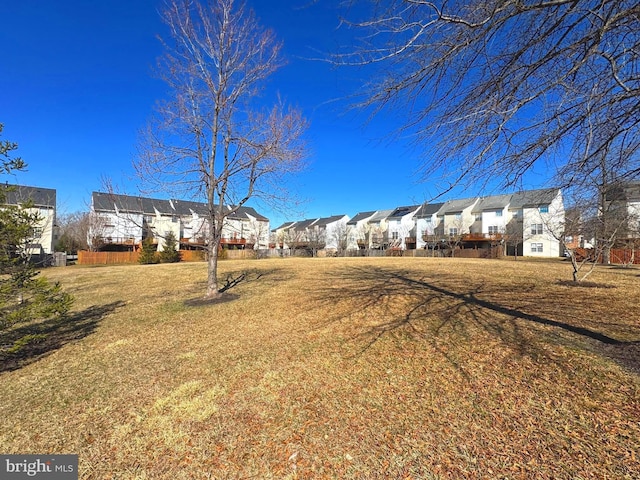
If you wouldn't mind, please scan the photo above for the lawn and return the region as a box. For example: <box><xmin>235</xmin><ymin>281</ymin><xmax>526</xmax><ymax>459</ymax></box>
<box><xmin>1</xmin><ymin>257</ymin><xmax>639</xmax><ymax>479</ymax></box>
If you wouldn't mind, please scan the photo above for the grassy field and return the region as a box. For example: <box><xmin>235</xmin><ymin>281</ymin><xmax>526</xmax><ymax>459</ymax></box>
<box><xmin>1</xmin><ymin>257</ymin><xmax>639</xmax><ymax>479</ymax></box>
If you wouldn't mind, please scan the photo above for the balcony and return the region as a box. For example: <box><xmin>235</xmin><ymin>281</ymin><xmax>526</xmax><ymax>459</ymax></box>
<box><xmin>220</xmin><ymin>237</ymin><xmax>247</xmax><ymax>247</ymax></box>
<box><xmin>462</xmin><ymin>233</ymin><xmax>504</xmax><ymax>241</ymax></box>
<box><xmin>98</xmin><ymin>236</ymin><xmax>137</xmax><ymax>245</ymax></box>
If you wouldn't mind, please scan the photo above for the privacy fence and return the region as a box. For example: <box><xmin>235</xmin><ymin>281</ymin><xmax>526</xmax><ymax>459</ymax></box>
<box><xmin>76</xmin><ymin>247</ymin><xmax>639</xmax><ymax>265</ymax></box>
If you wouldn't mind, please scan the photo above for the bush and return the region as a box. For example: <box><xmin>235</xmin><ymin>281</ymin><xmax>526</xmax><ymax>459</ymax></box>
<box><xmin>159</xmin><ymin>231</ymin><xmax>181</xmax><ymax>263</ymax></box>
<box><xmin>138</xmin><ymin>237</ymin><xmax>158</xmax><ymax>264</ymax></box>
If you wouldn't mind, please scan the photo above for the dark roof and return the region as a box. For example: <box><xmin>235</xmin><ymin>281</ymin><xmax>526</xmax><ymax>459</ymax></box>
<box><xmin>368</xmin><ymin>209</ymin><xmax>393</xmax><ymax>223</ymax></box>
<box><xmin>272</xmin><ymin>221</ymin><xmax>296</xmax><ymax>231</ymax></box>
<box><xmin>170</xmin><ymin>199</ymin><xmax>209</xmax><ymax>216</ymax></box>
<box><xmin>291</xmin><ymin>218</ymin><xmax>318</xmax><ymax>230</ymax></box>
<box><xmin>347</xmin><ymin>211</ymin><xmax>377</xmax><ymax>225</ymax></box>
<box><xmin>472</xmin><ymin>194</ymin><xmax>512</xmax><ymax>212</ymax></box>
<box><xmin>92</xmin><ymin>192</ymin><xmax>163</xmax><ymax>214</ymax></box>
<box><xmin>604</xmin><ymin>182</ymin><xmax>640</xmax><ymax>203</ymax></box>
<box><xmin>509</xmin><ymin>188</ymin><xmax>559</xmax><ymax>208</ymax></box>
<box><xmin>91</xmin><ymin>191</ymin><xmax>269</xmax><ymax>220</ymax></box>
<box><xmin>314</xmin><ymin>214</ymin><xmax>347</xmax><ymax>227</ymax></box>
<box><xmin>236</xmin><ymin>206</ymin><xmax>269</xmax><ymax>222</ymax></box>
<box><xmin>388</xmin><ymin>205</ymin><xmax>421</xmax><ymax>218</ymax></box>
<box><xmin>2</xmin><ymin>184</ymin><xmax>56</xmax><ymax>208</ymax></box>
<box><xmin>415</xmin><ymin>202</ymin><xmax>445</xmax><ymax>218</ymax></box>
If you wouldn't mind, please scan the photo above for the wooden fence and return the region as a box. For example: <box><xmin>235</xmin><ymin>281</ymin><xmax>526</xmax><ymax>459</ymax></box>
<box><xmin>78</xmin><ymin>250</ymin><xmax>206</xmax><ymax>265</ymax></box>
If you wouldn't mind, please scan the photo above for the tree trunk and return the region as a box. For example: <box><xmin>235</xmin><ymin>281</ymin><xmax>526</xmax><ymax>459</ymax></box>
<box><xmin>206</xmin><ymin>241</ymin><xmax>221</xmax><ymax>298</ymax></box>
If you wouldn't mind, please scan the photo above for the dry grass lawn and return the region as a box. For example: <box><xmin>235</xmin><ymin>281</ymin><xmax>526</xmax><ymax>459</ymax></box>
<box><xmin>1</xmin><ymin>257</ymin><xmax>639</xmax><ymax>479</ymax></box>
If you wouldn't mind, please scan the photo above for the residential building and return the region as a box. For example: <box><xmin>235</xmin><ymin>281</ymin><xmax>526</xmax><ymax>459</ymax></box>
<box><xmin>272</xmin><ymin>215</ymin><xmax>350</xmax><ymax>254</ymax></box>
<box><xmin>89</xmin><ymin>192</ymin><xmax>269</xmax><ymax>251</ymax></box>
<box><xmin>366</xmin><ymin>209</ymin><xmax>394</xmax><ymax>249</ymax></box>
<box><xmin>415</xmin><ymin>202</ymin><xmax>445</xmax><ymax>250</ymax></box>
<box><xmin>313</xmin><ymin>215</ymin><xmax>350</xmax><ymax>252</ymax></box>
<box><xmin>346</xmin><ymin>211</ymin><xmax>377</xmax><ymax>251</ymax></box>
<box><xmin>438</xmin><ymin>197</ymin><xmax>479</xmax><ymax>241</ymax></box>
<box><xmin>603</xmin><ymin>181</ymin><xmax>640</xmax><ymax>242</ymax></box>
<box><xmin>386</xmin><ymin>205</ymin><xmax>421</xmax><ymax>250</ymax></box>
<box><xmin>1</xmin><ymin>184</ymin><xmax>57</xmax><ymax>255</ymax></box>
<box><xmin>509</xmin><ymin>188</ymin><xmax>564</xmax><ymax>258</ymax></box>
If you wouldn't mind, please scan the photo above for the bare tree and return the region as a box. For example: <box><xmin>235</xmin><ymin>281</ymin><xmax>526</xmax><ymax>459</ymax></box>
<box><xmin>442</xmin><ymin>217</ymin><xmax>466</xmax><ymax>258</ymax></box>
<box><xmin>340</xmin><ymin>1</ymin><xmax>640</xmax><ymax>193</ymax></box>
<box><xmin>55</xmin><ymin>211</ymin><xmax>91</xmax><ymax>253</ymax></box>
<box><xmin>502</xmin><ymin>220</ymin><xmax>522</xmax><ymax>260</ymax></box>
<box><xmin>136</xmin><ymin>0</ymin><xmax>307</xmax><ymax>298</ymax></box>
<box><xmin>306</xmin><ymin>226</ymin><xmax>326</xmax><ymax>257</ymax></box>
<box><xmin>330</xmin><ymin>222</ymin><xmax>350</xmax><ymax>256</ymax></box>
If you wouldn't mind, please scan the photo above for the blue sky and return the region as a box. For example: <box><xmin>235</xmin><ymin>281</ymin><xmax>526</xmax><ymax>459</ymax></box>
<box><xmin>1</xmin><ymin>0</ymin><xmax>542</xmax><ymax>227</ymax></box>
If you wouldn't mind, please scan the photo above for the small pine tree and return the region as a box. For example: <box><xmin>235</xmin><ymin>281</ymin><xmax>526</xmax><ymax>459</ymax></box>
<box><xmin>0</xmin><ymin>123</ymin><xmax>73</xmax><ymax>341</ymax></box>
<box><xmin>138</xmin><ymin>236</ymin><xmax>158</xmax><ymax>264</ymax></box>
<box><xmin>159</xmin><ymin>231</ymin><xmax>181</xmax><ymax>263</ymax></box>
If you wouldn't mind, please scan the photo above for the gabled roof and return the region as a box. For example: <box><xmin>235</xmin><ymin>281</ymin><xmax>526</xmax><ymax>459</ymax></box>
<box><xmin>472</xmin><ymin>194</ymin><xmax>512</xmax><ymax>212</ymax></box>
<box><xmin>92</xmin><ymin>192</ymin><xmax>168</xmax><ymax>215</ymax></box>
<box><xmin>91</xmin><ymin>192</ymin><xmax>269</xmax><ymax>221</ymax></box>
<box><xmin>272</xmin><ymin>221</ymin><xmax>296</xmax><ymax>232</ymax></box>
<box><xmin>226</xmin><ymin>205</ymin><xmax>269</xmax><ymax>222</ymax></box>
<box><xmin>238</xmin><ymin>206</ymin><xmax>269</xmax><ymax>222</ymax></box>
<box><xmin>314</xmin><ymin>214</ymin><xmax>347</xmax><ymax>227</ymax></box>
<box><xmin>347</xmin><ymin>211</ymin><xmax>377</xmax><ymax>225</ymax></box>
<box><xmin>170</xmin><ymin>199</ymin><xmax>209</xmax><ymax>216</ymax></box>
<box><xmin>291</xmin><ymin>218</ymin><xmax>318</xmax><ymax>230</ymax></box>
<box><xmin>388</xmin><ymin>205</ymin><xmax>421</xmax><ymax>219</ymax></box>
<box><xmin>415</xmin><ymin>202</ymin><xmax>445</xmax><ymax>218</ymax></box>
<box><xmin>368</xmin><ymin>209</ymin><xmax>394</xmax><ymax>223</ymax></box>
<box><xmin>2</xmin><ymin>184</ymin><xmax>56</xmax><ymax>208</ymax></box>
<box><xmin>509</xmin><ymin>188</ymin><xmax>559</xmax><ymax>209</ymax></box>
<box><xmin>604</xmin><ymin>181</ymin><xmax>640</xmax><ymax>203</ymax></box>
<box><xmin>439</xmin><ymin>197</ymin><xmax>479</xmax><ymax>214</ymax></box>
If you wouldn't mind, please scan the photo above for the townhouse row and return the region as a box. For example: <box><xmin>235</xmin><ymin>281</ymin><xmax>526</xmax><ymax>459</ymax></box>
<box><xmin>89</xmin><ymin>192</ymin><xmax>271</xmax><ymax>251</ymax></box>
<box><xmin>1</xmin><ymin>186</ymin><xmax>566</xmax><ymax>258</ymax></box>
<box><xmin>274</xmin><ymin>188</ymin><xmax>565</xmax><ymax>257</ymax></box>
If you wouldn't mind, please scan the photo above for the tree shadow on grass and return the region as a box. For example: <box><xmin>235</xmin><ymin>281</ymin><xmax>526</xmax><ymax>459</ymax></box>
<box><xmin>311</xmin><ymin>265</ymin><xmax>640</xmax><ymax>376</ymax></box>
<box><xmin>182</xmin><ymin>267</ymin><xmax>293</xmax><ymax>307</ymax></box>
<box><xmin>0</xmin><ymin>301</ymin><xmax>126</xmax><ymax>373</ymax></box>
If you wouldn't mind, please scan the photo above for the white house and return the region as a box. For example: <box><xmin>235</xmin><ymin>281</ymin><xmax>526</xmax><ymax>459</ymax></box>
<box><xmin>272</xmin><ymin>221</ymin><xmax>297</xmax><ymax>250</ymax></box>
<box><xmin>273</xmin><ymin>215</ymin><xmax>349</xmax><ymax>254</ymax></box>
<box><xmin>470</xmin><ymin>194</ymin><xmax>512</xmax><ymax>237</ymax></box>
<box><xmin>415</xmin><ymin>202</ymin><xmax>445</xmax><ymax>250</ymax></box>
<box><xmin>346</xmin><ymin>211</ymin><xmax>377</xmax><ymax>251</ymax></box>
<box><xmin>386</xmin><ymin>205</ymin><xmax>421</xmax><ymax>250</ymax></box>
<box><xmin>509</xmin><ymin>188</ymin><xmax>564</xmax><ymax>257</ymax></box>
<box><xmin>2</xmin><ymin>184</ymin><xmax>57</xmax><ymax>255</ymax></box>
<box><xmin>89</xmin><ymin>192</ymin><xmax>270</xmax><ymax>251</ymax></box>
<box><xmin>313</xmin><ymin>215</ymin><xmax>350</xmax><ymax>252</ymax></box>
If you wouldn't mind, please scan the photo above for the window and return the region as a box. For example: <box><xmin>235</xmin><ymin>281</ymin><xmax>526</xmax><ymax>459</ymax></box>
<box><xmin>495</xmin><ymin>210</ymin><xmax>503</xmax><ymax>217</ymax></box>
<box><xmin>455</xmin><ymin>213</ymin><xmax>462</xmax><ymax>219</ymax></box>
<box><xmin>531</xmin><ymin>243</ymin><xmax>544</xmax><ymax>253</ymax></box>
<box><xmin>488</xmin><ymin>226</ymin><xmax>499</xmax><ymax>235</ymax></box>
<box><xmin>475</xmin><ymin>214</ymin><xmax>482</xmax><ymax>221</ymax></box>
<box><xmin>539</xmin><ymin>205</ymin><xmax>549</xmax><ymax>213</ymax></box>
<box><xmin>449</xmin><ymin>228</ymin><xmax>458</xmax><ymax>237</ymax></box>
<box><xmin>392</xmin><ymin>231</ymin><xmax>399</xmax><ymax>240</ymax></box>
<box><xmin>530</xmin><ymin>224</ymin><xmax>543</xmax><ymax>235</ymax></box>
